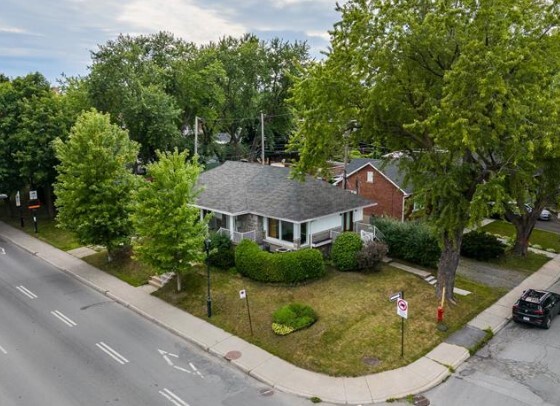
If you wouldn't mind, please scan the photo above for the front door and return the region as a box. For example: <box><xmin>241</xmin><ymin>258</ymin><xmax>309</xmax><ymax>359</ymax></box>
<box><xmin>342</xmin><ymin>211</ymin><xmax>354</xmax><ymax>231</ymax></box>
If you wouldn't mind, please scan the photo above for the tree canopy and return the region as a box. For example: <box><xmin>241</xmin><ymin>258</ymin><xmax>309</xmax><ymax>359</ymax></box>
<box><xmin>131</xmin><ymin>149</ymin><xmax>209</xmax><ymax>291</ymax></box>
<box><xmin>290</xmin><ymin>0</ymin><xmax>560</xmax><ymax>300</ymax></box>
<box><xmin>54</xmin><ymin>110</ymin><xmax>139</xmax><ymax>259</ymax></box>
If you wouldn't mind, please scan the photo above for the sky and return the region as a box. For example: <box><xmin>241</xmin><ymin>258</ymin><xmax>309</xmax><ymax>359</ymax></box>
<box><xmin>0</xmin><ymin>0</ymin><xmax>340</xmax><ymax>84</ymax></box>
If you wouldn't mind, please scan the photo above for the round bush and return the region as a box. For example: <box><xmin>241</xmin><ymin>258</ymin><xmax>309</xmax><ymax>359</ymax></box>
<box><xmin>460</xmin><ymin>230</ymin><xmax>506</xmax><ymax>260</ymax></box>
<box><xmin>272</xmin><ymin>303</ymin><xmax>317</xmax><ymax>335</ymax></box>
<box><xmin>331</xmin><ymin>232</ymin><xmax>363</xmax><ymax>271</ymax></box>
<box><xmin>235</xmin><ymin>240</ymin><xmax>325</xmax><ymax>283</ymax></box>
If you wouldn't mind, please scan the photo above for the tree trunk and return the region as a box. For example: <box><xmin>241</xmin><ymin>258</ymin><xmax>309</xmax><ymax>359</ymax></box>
<box><xmin>176</xmin><ymin>271</ymin><xmax>182</xmax><ymax>292</ymax></box>
<box><xmin>436</xmin><ymin>228</ymin><xmax>463</xmax><ymax>303</ymax></box>
<box><xmin>510</xmin><ymin>216</ymin><xmax>536</xmax><ymax>257</ymax></box>
<box><xmin>43</xmin><ymin>185</ymin><xmax>56</xmax><ymax>219</ymax></box>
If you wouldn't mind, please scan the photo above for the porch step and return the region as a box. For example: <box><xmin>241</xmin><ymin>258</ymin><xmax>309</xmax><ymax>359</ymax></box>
<box><xmin>148</xmin><ymin>272</ymin><xmax>175</xmax><ymax>289</ymax></box>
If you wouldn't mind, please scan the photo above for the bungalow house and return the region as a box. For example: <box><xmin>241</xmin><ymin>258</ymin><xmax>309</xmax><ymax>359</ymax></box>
<box><xmin>195</xmin><ymin>161</ymin><xmax>376</xmax><ymax>250</ymax></box>
<box><xmin>334</xmin><ymin>158</ymin><xmax>413</xmax><ymax>221</ymax></box>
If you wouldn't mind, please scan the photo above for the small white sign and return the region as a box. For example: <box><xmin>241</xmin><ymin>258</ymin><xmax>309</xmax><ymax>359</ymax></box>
<box><xmin>29</xmin><ymin>190</ymin><xmax>38</xmax><ymax>200</ymax></box>
<box><xmin>239</xmin><ymin>289</ymin><xmax>246</xmax><ymax>299</ymax></box>
<box><xmin>389</xmin><ymin>291</ymin><xmax>402</xmax><ymax>302</ymax></box>
<box><xmin>15</xmin><ymin>191</ymin><xmax>21</xmax><ymax>207</ymax></box>
<box><xmin>397</xmin><ymin>298</ymin><xmax>408</xmax><ymax>319</ymax></box>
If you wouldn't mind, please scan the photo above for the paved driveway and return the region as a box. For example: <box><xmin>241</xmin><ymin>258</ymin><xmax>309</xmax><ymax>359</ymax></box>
<box><xmin>457</xmin><ymin>258</ymin><xmax>527</xmax><ymax>290</ymax></box>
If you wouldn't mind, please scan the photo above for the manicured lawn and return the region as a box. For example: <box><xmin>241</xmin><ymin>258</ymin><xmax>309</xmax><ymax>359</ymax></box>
<box><xmin>0</xmin><ymin>209</ymin><xmax>81</xmax><ymax>251</ymax></box>
<box><xmin>154</xmin><ymin>265</ymin><xmax>504</xmax><ymax>376</ymax></box>
<box><xmin>82</xmin><ymin>250</ymin><xmax>156</xmax><ymax>287</ymax></box>
<box><xmin>487</xmin><ymin>251</ymin><xmax>551</xmax><ymax>275</ymax></box>
<box><xmin>481</xmin><ymin>220</ymin><xmax>560</xmax><ymax>252</ymax></box>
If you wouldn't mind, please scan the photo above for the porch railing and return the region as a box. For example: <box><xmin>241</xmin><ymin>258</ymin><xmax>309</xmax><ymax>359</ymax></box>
<box><xmin>217</xmin><ymin>227</ymin><xmax>256</xmax><ymax>244</ymax></box>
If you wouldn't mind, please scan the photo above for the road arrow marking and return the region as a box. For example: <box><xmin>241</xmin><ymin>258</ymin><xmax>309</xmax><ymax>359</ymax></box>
<box><xmin>0</xmin><ymin>247</ymin><xmax>5</xmax><ymax>255</ymax></box>
<box><xmin>158</xmin><ymin>349</ymin><xmax>174</xmax><ymax>366</ymax></box>
<box><xmin>17</xmin><ymin>285</ymin><xmax>37</xmax><ymax>299</ymax></box>
<box><xmin>96</xmin><ymin>342</ymin><xmax>129</xmax><ymax>365</ymax></box>
<box><xmin>189</xmin><ymin>362</ymin><xmax>204</xmax><ymax>378</ymax></box>
<box><xmin>50</xmin><ymin>310</ymin><xmax>77</xmax><ymax>327</ymax></box>
<box><xmin>159</xmin><ymin>388</ymin><xmax>189</xmax><ymax>406</ymax></box>
<box><xmin>0</xmin><ymin>344</ymin><xmax>7</xmax><ymax>354</ymax></box>
<box><xmin>158</xmin><ymin>349</ymin><xmax>204</xmax><ymax>378</ymax></box>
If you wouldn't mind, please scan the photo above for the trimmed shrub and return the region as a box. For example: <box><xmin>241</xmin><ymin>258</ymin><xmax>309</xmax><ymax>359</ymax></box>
<box><xmin>331</xmin><ymin>232</ymin><xmax>363</xmax><ymax>271</ymax></box>
<box><xmin>356</xmin><ymin>241</ymin><xmax>388</xmax><ymax>271</ymax></box>
<box><xmin>206</xmin><ymin>232</ymin><xmax>235</xmax><ymax>269</ymax></box>
<box><xmin>207</xmin><ymin>248</ymin><xmax>235</xmax><ymax>269</ymax></box>
<box><xmin>461</xmin><ymin>230</ymin><xmax>506</xmax><ymax>260</ymax></box>
<box><xmin>372</xmin><ymin>218</ymin><xmax>441</xmax><ymax>268</ymax></box>
<box><xmin>272</xmin><ymin>303</ymin><xmax>317</xmax><ymax>335</ymax></box>
<box><xmin>235</xmin><ymin>240</ymin><xmax>325</xmax><ymax>283</ymax></box>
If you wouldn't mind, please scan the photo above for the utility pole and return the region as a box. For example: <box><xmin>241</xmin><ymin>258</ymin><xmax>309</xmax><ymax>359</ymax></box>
<box><xmin>261</xmin><ymin>112</ymin><xmax>265</xmax><ymax>165</ymax></box>
<box><xmin>194</xmin><ymin>116</ymin><xmax>199</xmax><ymax>156</ymax></box>
<box><xmin>343</xmin><ymin>137</ymin><xmax>349</xmax><ymax>190</ymax></box>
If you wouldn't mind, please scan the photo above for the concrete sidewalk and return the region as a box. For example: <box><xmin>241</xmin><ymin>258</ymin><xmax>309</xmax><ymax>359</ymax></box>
<box><xmin>1</xmin><ymin>221</ymin><xmax>559</xmax><ymax>405</ymax></box>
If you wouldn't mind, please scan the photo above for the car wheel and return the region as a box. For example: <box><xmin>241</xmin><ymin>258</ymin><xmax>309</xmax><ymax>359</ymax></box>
<box><xmin>544</xmin><ymin>315</ymin><xmax>552</xmax><ymax>329</ymax></box>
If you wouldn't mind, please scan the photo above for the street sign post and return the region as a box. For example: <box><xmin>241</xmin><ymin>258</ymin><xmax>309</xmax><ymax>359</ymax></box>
<box><xmin>396</xmin><ymin>293</ymin><xmax>408</xmax><ymax>357</ymax></box>
<box><xmin>16</xmin><ymin>191</ymin><xmax>24</xmax><ymax>228</ymax></box>
<box><xmin>29</xmin><ymin>190</ymin><xmax>37</xmax><ymax>200</ymax></box>
<box><xmin>239</xmin><ymin>289</ymin><xmax>253</xmax><ymax>335</ymax></box>
<box><xmin>389</xmin><ymin>291</ymin><xmax>402</xmax><ymax>302</ymax></box>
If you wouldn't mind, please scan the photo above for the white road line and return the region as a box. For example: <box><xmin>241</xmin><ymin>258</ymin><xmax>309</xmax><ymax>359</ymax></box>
<box><xmin>17</xmin><ymin>285</ymin><xmax>37</xmax><ymax>299</ymax></box>
<box><xmin>0</xmin><ymin>344</ymin><xmax>7</xmax><ymax>355</ymax></box>
<box><xmin>50</xmin><ymin>310</ymin><xmax>77</xmax><ymax>327</ymax></box>
<box><xmin>0</xmin><ymin>247</ymin><xmax>6</xmax><ymax>255</ymax></box>
<box><xmin>159</xmin><ymin>388</ymin><xmax>189</xmax><ymax>406</ymax></box>
<box><xmin>173</xmin><ymin>366</ymin><xmax>192</xmax><ymax>374</ymax></box>
<box><xmin>189</xmin><ymin>362</ymin><xmax>203</xmax><ymax>377</ymax></box>
<box><xmin>168</xmin><ymin>353</ymin><xmax>178</xmax><ymax>358</ymax></box>
<box><xmin>96</xmin><ymin>342</ymin><xmax>129</xmax><ymax>365</ymax></box>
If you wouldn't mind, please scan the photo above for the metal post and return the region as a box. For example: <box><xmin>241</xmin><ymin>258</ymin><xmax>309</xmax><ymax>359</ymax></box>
<box><xmin>205</xmin><ymin>238</ymin><xmax>212</xmax><ymax>317</ymax></box>
<box><xmin>245</xmin><ymin>292</ymin><xmax>254</xmax><ymax>336</ymax></box>
<box><xmin>194</xmin><ymin>116</ymin><xmax>199</xmax><ymax>157</ymax></box>
<box><xmin>343</xmin><ymin>139</ymin><xmax>349</xmax><ymax>190</ymax></box>
<box><xmin>32</xmin><ymin>209</ymin><xmax>38</xmax><ymax>233</ymax></box>
<box><xmin>261</xmin><ymin>112</ymin><xmax>265</xmax><ymax>165</ymax></box>
<box><xmin>401</xmin><ymin>291</ymin><xmax>405</xmax><ymax>357</ymax></box>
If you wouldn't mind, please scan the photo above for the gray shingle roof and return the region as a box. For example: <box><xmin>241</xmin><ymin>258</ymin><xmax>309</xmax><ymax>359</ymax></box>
<box><xmin>196</xmin><ymin>161</ymin><xmax>376</xmax><ymax>222</ymax></box>
<box><xmin>345</xmin><ymin>158</ymin><xmax>413</xmax><ymax>195</ymax></box>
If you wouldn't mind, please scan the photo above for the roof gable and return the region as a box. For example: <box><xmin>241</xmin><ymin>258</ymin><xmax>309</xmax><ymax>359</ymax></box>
<box><xmin>341</xmin><ymin>158</ymin><xmax>413</xmax><ymax>195</ymax></box>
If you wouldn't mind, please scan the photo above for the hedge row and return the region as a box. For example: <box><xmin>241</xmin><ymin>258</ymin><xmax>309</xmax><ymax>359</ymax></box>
<box><xmin>372</xmin><ymin>217</ymin><xmax>441</xmax><ymax>268</ymax></box>
<box><xmin>235</xmin><ymin>239</ymin><xmax>325</xmax><ymax>283</ymax></box>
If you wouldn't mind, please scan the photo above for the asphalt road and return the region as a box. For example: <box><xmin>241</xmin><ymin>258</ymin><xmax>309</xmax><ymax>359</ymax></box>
<box><xmin>534</xmin><ymin>217</ymin><xmax>560</xmax><ymax>234</ymax></box>
<box><xmin>0</xmin><ymin>237</ymin><xmax>318</xmax><ymax>406</ymax></box>
<box><xmin>415</xmin><ymin>278</ymin><xmax>560</xmax><ymax>406</ymax></box>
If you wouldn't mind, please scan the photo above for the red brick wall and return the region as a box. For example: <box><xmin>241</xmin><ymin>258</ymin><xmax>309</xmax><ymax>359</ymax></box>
<box><xmin>340</xmin><ymin>165</ymin><xmax>405</xmax><ymax>220</ymax></box>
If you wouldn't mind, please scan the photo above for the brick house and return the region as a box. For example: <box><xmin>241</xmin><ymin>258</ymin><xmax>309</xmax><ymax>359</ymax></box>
<box><xmin>334</xmin><ymin>158</ymin><xmax>413</xmax><ymax>221</ymax></box>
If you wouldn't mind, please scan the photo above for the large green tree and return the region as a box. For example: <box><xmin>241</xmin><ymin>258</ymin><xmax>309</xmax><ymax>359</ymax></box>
<box><xmin>131</xmin><ymin>149</ymin><xmax>209</xmax><ymax>292</ymax></box>
<box><xmin>290</xmin><ymin>0</ymin><xmax>560</xmax><ymax>301</ymax></box>
<box><xmin>54</xmin><ymin>110</ymin><xmax>139</xmax><ymax>260</ymax></box>
<box><xmin>88</xmin><ymin>32</ymin><xmax>189</xmax><ymax>162</ymax></box>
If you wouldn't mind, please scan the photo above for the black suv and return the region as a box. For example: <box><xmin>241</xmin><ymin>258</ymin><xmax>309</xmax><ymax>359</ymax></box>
<box><xmin>512</xmin><ymin>289</ymin><xmax>560</xmax><ymax>329</ymax></box>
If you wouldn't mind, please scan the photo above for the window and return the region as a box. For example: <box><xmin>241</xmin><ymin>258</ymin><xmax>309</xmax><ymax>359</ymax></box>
<box><xmin>268</xmin><ymin>218</ymin><xmax>279</xmax><ymax>239</ymax></box>
<box><xmin>300</xmin><ymin>222</ymin><xmax>307</xmax><ymax>244</ymax></box>
<box><xmin>281</xmin><ymin>221</ymin><xmax>294</xmax><ymax>242</ymax></box>
<box><xmin>367</xmin><ymin>171</ymin><xmax>374</xmax><ymax>183</ymax></box>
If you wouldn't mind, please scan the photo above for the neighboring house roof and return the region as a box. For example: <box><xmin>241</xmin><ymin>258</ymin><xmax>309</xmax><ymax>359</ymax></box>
<box><xmin>196</xmin><ymin>161</ymin><xmax>376</xmax><ymax>222</ymax></box>
<box><xmin>336</xmin><ymin>158</ymin><xmax>413</xmax><ymax>195</ymax></box>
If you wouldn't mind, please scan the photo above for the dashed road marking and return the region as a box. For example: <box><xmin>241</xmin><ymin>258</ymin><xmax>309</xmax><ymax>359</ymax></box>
<box><xmin>96</xmin><ymin>342</ymin><xmax>129</xmax><ymax>365</ymax></box>
<box><xmin>16</xmin><ymin>285</ymin><xmax>37</xmax><ymax>299</ymax></box>
<box><xmin>50</xmin><ymin>310</ymin><xmax>77</xmax><ymax>327</ymax></box>
<box><xmin>159</xmin><ymin>388</ymin><xmax>189</xmax><ymax>406</ymax></box>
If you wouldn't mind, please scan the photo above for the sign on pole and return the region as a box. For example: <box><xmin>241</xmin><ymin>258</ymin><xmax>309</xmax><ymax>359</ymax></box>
<box><xmin>239</xmin><ymin>289</ymin><xmax>246</xmax><ymax>299</ymax></box>
<box><xmin>15</xmin><ymin>191</ymin><xmax>21</xmax><ymax>207</ymax></box>
<box><xmin>389</xmin><ymin>291</ymin><xmax>402</xmax><ymax>302</ymax></box>
<box><xmin>397</xmin><ymin>298</ymin><xmax>408</xmax><ymax>319</ymax></box>
<box><xmin>29</xmin><ymin>190</ymin><xmax>38</xmax><ymax>200</ymax></box>
<box><xmin>239</xmin><ymin>289</ymin><xmax>253</xmax><ymax>335</ymax></box>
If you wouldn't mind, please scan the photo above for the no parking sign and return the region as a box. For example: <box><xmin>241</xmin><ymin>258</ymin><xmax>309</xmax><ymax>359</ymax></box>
<box><xmin>397</xmin><ymin>298</ymin><xmax>408</xmax><ymax>319</ymax></box>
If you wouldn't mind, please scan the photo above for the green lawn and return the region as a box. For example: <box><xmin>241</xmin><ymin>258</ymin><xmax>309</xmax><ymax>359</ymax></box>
<box><xmin>154</xmin><ymin>264</ymin><xmax>503</xmax><ymax>376</ymax></box>
<box><xmin>487</xmin><ymin>251</ymin><xmax>551</xmax><ymax>275</ymax></box>
<box><xmin>0</xmin><ymin>208</ymin><xmax>81</xmax><ymax>251</ymax></box>
<box><xmin>481</xmin><ymin>220</ymin><xmax>560</xmax><ymax>252</ymax></box>
<box><xmin>82</xmin><ymin>250</ymin><xmax>156</xmax><ymax>287</ymax></box>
